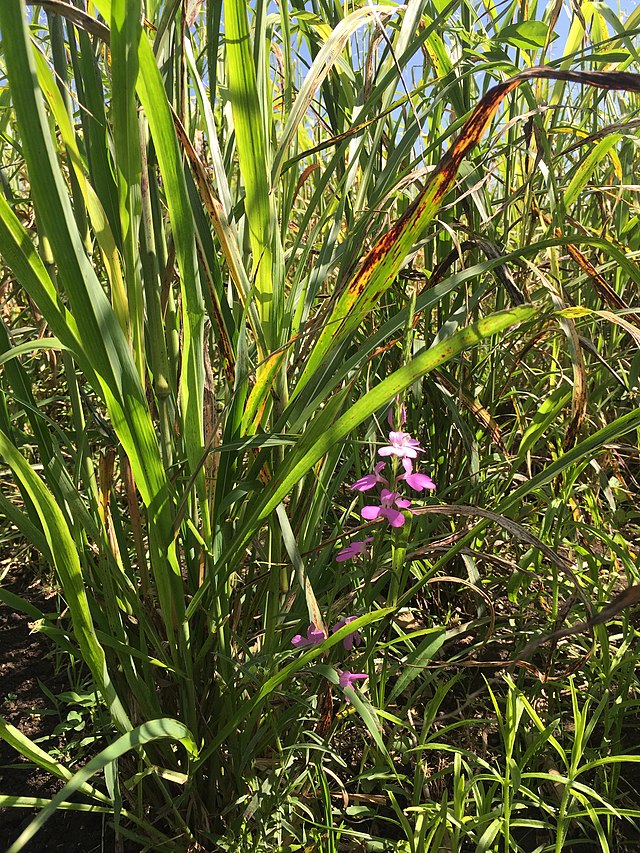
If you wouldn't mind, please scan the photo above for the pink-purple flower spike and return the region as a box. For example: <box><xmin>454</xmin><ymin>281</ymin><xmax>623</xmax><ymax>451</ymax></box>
<box><xmin>331</xmin><ymin>616</ymin><xmax>362</xmax><ymax>650</ymax></box>
<box><xmin>291</xmin><ymin>624</ymin><xmax>326</xmax><ymax>648</ymax></box>
<box><xmin>398</xmin><ymin>458</ymin><xmax>436</xmax><ymax>491</ymax></box>
<box><xmin>338</xmin><ymin>670</ymin><xmax>368</xmax><ymax>701</ymax></box>
<box><xmin>335</xmin><ymin>537</ymin><xmax>373</xmax><ymax>562</ymax></box>
<box><xmin>378</xmin><ymin>430</ymin><xmax>423</xmax><ymax>459</ymax></box>
<box><xmin>387</xmin><ymin>402</ymin><xmax>407</xmax><ymax>427</ymax></box>
<box><xmin>361</xmin><ymin>488</ymin><xmax>411</xmax><ymax>527</ymax></box>
<box><xmin>350</xmin><ymin>462</ymin><xmax>388</xmax><ymax>492</ymax></box>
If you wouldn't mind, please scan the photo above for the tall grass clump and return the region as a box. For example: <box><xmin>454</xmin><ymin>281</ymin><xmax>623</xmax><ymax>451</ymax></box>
<box><xmin>1</xmin><ymin>0</ymin><xmax>640</xmax><ymax>849</ymax></box>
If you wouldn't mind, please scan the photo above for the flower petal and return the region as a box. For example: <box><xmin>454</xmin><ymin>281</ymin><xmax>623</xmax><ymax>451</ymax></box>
<box><xmin>350</xmin><ymin>473</ymin><xmax>378</xmax><ymax>491</ymax></box>
<box><xmin>335</xmin><ymin>548</ymin><xmax>355</xmax><ymax>562</ymax></box>
<box><xmin>338</xmin><ymin>670</ymin><xmax>368</xmax><ymax>690</ymax></box>
<box><xmin>331</xmin><ymin>616</ymin><xmax>362</xmax><ymax>650</ymax></box>
<box><xmin>361</xmin><ymin>505</ymin><xmax>383</xmax><ymax>520</ymax></box>
<box><xmin>379</xmin><ymin>430</ymin><xmax>423</xmax><ymax>459</ymax></box>
<box><xmin>292</xmin><ymin>625</ymin><xmax>326</xmax><ymax>647</ymax></box>
<box><xmin>404</xmin><ymin>472</ymin><xmax>436</xmax><ymax>491</ymax></box>
<box><xmin>336</xmin><ymin>537</ymin><xmax>373</xmax><ymax>561</ymax></box>
<box><xmin>381</xmin><ymin>507</ymin><xmax>406</xmax><ymax>527</ymax></box>
<box><xmin>308</xmin><ymin>626</ymin><xmax>326</xmax><ymax>644</ymax></box>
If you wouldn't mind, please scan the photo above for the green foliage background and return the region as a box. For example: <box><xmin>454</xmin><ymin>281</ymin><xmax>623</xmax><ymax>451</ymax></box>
<box><xmin>1</xmin><ymin>0</ymin><xmax>640</xmax><ymax>849</ymax></box>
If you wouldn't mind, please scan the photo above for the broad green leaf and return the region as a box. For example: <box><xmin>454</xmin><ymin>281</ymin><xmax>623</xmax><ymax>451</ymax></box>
<box><xmin>223</xmin><ymin>0</ymin><xmax>279</xmax><ymax>346</ymax></box>
<box><xmin>110</xmin><ymin>0</ymin><xmax>144</xmax><ymax>376</ymax></box>
<box><xmin>0</xmin><ymin>337</ymin><xmax>63</xmax><ymax>368</ymax></box>
<box><xmin>496</xmin><ymin>21</ymin><xmax>549</xmax><ymax>50</ymax></box>
<box><xmin>564</xmin><ymin>135</ymin><xmax>622</xmax><ymax>208</ymax></box>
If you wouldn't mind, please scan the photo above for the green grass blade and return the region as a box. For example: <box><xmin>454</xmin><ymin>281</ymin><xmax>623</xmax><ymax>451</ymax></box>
<box><xmin>110</xmin><ymin>0</ymin><xmax>144</xmax><ymax>377</ymax></box>
<box><xmin>0</xmin><ymin>0</ymin><xmax>187</xmax><ymax>644</ymax></box>
<box><xmin>0</xmin><ymin>717</ymin><xmax>110</xmax><ymax>804</ymax></box>
<box><xmin>6</xmin><ymin>719</ymin><xmax>197</xmax><ymax>853</ymax></box>
<box><xmin>272</xmin><ymin>5</ymin><xmax>398</xmax><ymax>186</ymax></box>
<box><xmin>186</xmin><ymin>305</ymin><xmax>535</xmax><ymax>618</ymax></box>
<box><xmin>293</xmin><ymin>67</ymin><xmax>640</xmax><ymax>398</ymax></box>
<box><xmin>223</xmin><ymin>0</ymin><xmax>278</xmax><ymax>345</ymax></box>
<box><xmin>31</xmin><ymin>43</ymin><xmax>129</xmax><ymax>336</ymax></box>
<box><xmin>0</xmin><ymin>431</ymin><xmax>131</xmax><ymax>732</ymax></box>
<box><xmin>0</xmin><ymin>191</ymin><xmax>83</xmax><ymax>358</ymax></box>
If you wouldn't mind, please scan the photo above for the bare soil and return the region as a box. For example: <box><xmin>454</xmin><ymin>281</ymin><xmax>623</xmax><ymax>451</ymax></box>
<box><xmin>0</xmin><ymin>562</ymin><xmax>120</xmax><ymax>852</ymax></box>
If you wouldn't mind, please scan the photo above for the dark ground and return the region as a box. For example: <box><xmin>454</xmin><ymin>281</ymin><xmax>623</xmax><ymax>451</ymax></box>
<box><xmin>0</xmin><ymin>563</ymin><xmax>119</xmax><ymax>852</ymax></box>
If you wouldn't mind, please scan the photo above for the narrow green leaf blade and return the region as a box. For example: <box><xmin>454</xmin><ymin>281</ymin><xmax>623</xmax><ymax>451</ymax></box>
<box><xmin>0</xmin><ymin>432</ymin><xmax>131</xmax><ymax>732</ymax></box>
<box><xmin>6</xmin><ymin>719</ymin><xmax>197</xmax><ymax>853</ymax></box>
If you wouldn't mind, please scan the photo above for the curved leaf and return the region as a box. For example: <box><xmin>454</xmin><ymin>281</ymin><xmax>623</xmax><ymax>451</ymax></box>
<box><xmin>293</xmin><ymin>67</ymin><xmax>640</xmax><ymax>397</ymax></box>
<box><xmin>6</xmin><ymin>719</ymin><xmax>197</xmax><ymax>853</ymax></box>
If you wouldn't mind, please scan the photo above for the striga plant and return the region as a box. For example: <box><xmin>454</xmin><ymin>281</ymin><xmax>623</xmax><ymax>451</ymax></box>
<box><xmin>1</xmin><ymin>0</ymin><xmax>640</xmax><ymax>850</ymax></box>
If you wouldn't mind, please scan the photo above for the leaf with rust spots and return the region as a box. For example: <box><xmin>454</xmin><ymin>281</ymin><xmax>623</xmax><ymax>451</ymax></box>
<box><xmin>292</xmin><ymin>66</ymin><xmax>640</xmax><ymax>400</ymax></box>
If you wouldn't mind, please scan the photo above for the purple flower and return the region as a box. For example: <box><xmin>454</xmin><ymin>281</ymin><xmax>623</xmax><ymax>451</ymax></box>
<box><xmin>350</xmin><ymin>462</ymin><xmax>388</xmax><ymax>492</ymax></box>
<box><xmin>378</xmin><ymin>430</ymin><xmax>423</xmax><ymax>459</ymax></box>
<box><xmin>338</xmin><ymin>670</ymin><xmax>368</xmax><ymax>701</ymax></box>
<box><xmin>291</xmin><ymin>624</ymin><xmax>326</xmax><ymax>648</ymax></box>
<box><xmin>331</xmin><ymin>616</ymin><xmax>362</xmax><ymax>650</ymax></box>
<box><xmin>398</xmin><ymin>458</ymin><xmax>436</xmax><ymax>492</ymax></box>
<box><xmin>335</xmin><ymin>537</ymin><xmax>373</xmax><ymax>562</ymax></box>
<box><xmin>361</xmin><ymin>488</ymin><xmax>411</xmax><ymax>528</ymax></box>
